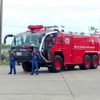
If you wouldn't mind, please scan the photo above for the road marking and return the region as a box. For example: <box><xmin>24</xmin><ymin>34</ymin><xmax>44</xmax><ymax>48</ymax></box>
<box><xmin>60</xmin><ymin>72</ymin><xmax>76</xmax><ymax>100</ymax></box>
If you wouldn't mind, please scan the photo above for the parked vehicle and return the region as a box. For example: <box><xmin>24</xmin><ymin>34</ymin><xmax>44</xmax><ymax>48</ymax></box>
<box><xmin>4</xmin><ymin>25</ymin><xmax>100</xmax><ymax>72</ymax></box>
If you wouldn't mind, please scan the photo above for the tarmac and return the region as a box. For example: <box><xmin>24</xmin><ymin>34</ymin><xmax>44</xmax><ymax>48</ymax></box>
<box><xmin>0</xmin><ymin>65</ymin><xmax>100</xmax><ymax>100</ymax></box>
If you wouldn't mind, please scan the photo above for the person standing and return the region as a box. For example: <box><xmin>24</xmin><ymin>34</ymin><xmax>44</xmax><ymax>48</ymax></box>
<box><xmin>31</xmin><ymin>48</ymin><xmax>40</xmax><ymax>75</ymax></box>
<box><xmin>8</xmin><ymin>50</ymin><xmax>17</xmax><ymax>74</ymax></box>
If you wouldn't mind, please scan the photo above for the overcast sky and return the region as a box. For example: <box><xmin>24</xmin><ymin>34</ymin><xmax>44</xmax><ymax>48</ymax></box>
<box><xmin>2</xmin><ymin>0</ymin><xmax>100</xmax><ymax>44</ymax></box>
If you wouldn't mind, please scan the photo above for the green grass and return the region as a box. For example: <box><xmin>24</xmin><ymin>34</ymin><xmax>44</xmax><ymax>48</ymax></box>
<box><xmin>0</xmin><ymin>61</ymin><xmax>10</xmax><ymax>65</ymax></box>
<box><xmin>0</xmin><ymin>61</ymin><xmax>5</xmax><ymax>65</ymax></box>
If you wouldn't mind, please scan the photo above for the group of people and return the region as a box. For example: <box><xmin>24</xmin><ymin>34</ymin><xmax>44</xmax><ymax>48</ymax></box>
<box><xmin>8</xmin><ymin>48</ymin><xmax>40</xmax><ymax>75</ymax></box>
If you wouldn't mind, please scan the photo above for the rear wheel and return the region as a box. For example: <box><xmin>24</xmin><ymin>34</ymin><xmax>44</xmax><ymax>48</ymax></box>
<box><xmin>22</xmin><ymin>62</ymin><xmax>32</xmax><ymax>72</ymax></box>
<box><xmin>90</xmin><ymin>55</ymin><xmax>98</xmax><ymax>69</ymax></box>
<box><xmin>48</xmin><ymin>55</ymin><xmax>63</xmax><ymax>72</ymax></box>
<box><xmin>79</xmin><ymin>55</ymin><xmax>91</xmax><ymax>70</ymax></box>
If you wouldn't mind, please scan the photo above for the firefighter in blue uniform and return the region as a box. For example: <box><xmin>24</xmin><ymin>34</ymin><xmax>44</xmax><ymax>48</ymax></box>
<box><xmin>31</xmin><ymin>48</ymin><xmax>40</xmax><ymax>75</ymax></box>
<box><xmin>8</xmin><ymin>51</ymin><xmax>17</xmax><ymax>74</ymax></box>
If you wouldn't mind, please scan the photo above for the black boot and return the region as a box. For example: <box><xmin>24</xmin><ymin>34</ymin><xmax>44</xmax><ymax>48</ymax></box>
<box><xmin>8</xmin><ymin>72</ymin><xmax>12</xmax><ymax>74</ymax></box>
<box><xmin>30</xmin><ymin>73</ymin><xmax>34</xmax><ymax>75</ymax></box>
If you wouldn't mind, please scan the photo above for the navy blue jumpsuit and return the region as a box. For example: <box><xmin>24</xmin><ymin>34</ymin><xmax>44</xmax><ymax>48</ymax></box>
<box><xmin>9</xmin><ymin>54</ymin><xmax>17</xmax><ymax>74</ymax></box>
<box><xmin>31</xmin><ymin>53</ymin><xmax>40</xmax><ymax>75</ymax></box>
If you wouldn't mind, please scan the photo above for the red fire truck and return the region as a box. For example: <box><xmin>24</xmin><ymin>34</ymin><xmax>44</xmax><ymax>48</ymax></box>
<box><xmin>4</xmin><ymin>25</ymin><xmax>100</xmax><ymax>72</ymax></box>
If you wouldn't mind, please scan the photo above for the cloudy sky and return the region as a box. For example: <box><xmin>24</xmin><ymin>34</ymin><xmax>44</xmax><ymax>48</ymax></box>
<box><xmin>2</xmin><ymin>0</ymin><xmax>100</xmax><ymax>44</ymax></box>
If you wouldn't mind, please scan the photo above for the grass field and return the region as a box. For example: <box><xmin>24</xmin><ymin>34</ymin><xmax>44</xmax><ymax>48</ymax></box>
<box><xmin>0</xmin><ymin>61</ymin><xmax>5</xmax><ymax>65</ymax></box>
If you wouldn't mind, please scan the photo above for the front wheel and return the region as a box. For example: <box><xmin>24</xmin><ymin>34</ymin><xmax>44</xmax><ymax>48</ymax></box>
<box><xmin>48</xmin><ymin>55</ymin><xmax>63</xmax><ymax>72</ymax></box>
<box><xmin>22</xmin><ymin>62</ymin><xmax>32</xmax><ymax>72</ymax></box>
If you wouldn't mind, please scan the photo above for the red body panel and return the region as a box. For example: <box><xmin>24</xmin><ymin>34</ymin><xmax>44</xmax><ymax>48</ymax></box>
<box><xmin>50</xmin><ymin>33</ymin><xmax>100</xmax><ymax>65</ymax></box>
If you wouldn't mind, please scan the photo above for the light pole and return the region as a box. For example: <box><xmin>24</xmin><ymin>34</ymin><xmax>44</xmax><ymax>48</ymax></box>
<box><xmin>0</xmin><ymin>0</ymin><xmax>3</xmax><ymax>61</ymax></box>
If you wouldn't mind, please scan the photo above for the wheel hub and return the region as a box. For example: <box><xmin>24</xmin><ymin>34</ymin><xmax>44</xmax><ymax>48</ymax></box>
<box><xmin>55</xmin><ymin>60</ymin><xmax>61</xmax><ymax>69</ymax></box>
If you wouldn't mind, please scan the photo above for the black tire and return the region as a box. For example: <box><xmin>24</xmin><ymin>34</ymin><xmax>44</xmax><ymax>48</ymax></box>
<box><xmin>48</xmin><ymin>67</ymin><xmax>54</xmax><ymax>72</ymax></box>
<box><xmin>22</xmin><ymin>62</ymin><xmax>32</xmax><ymax>72</ymax></box>
<box><xmin>48</xmin><ymin>55</ymin><xmax>63</xmax><ymax>72</ymax></box>
<box><xmin>62</xmin><ymin>66</ymin><xmax>66</xmax><ymax>71</ymax></box>
<box><xmin>90</xmin><ymin>55</ymin><xmax>98</xmax><ymax>69</ymax></box>
<box><xmin>79</xmin><ymin>55</ymin><xmax>91</xmax><ymax>70</ymax></box>
<box><xmin>67</xmin><ymin>65</ymin><xmax>75</xmax><ymax>69</ymax></box>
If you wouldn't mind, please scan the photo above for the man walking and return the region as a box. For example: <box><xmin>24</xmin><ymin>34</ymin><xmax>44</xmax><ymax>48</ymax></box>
<box><xmin>8</xmin><ymin>50</ymin><xmax>17</xmax><ymax>74</ymax></box>
<box><xmin>31</xmin><ymin>48</ymin><xmax>40</xmax><ymax>75</ymax></box>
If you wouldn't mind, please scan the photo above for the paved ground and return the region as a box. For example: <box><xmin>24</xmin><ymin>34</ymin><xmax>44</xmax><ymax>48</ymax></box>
<box><xmin>0</xmin><ymin>65</ymin><xmax>100</xmax><ymax>100</ymax></box>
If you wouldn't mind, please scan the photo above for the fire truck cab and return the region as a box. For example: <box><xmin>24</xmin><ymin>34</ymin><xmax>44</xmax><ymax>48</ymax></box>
<box><xmin>4</xmin><ymin>25</ymin><xmax>100</xmax><ymax>72</ymax></box>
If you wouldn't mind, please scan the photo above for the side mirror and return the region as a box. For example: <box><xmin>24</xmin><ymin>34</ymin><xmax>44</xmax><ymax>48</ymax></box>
<box><xmin>4</xmin><ymin>38</ymin><xmax>7</xmax><ymax>44</ymax></box>
<box><xmin>4</xmin><ymin>34</ymin><xmax>14</xmax><ymax>44</ymax></box>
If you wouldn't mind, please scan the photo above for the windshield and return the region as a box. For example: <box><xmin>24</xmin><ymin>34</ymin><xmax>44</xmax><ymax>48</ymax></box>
<box><xmin>12</xmin><ymin>33</ymin><xmax>40</xmax><ymax>47</ymax></box>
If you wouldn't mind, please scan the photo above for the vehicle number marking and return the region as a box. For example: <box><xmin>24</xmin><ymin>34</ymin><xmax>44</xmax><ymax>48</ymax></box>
<box><xmin>65</xmin><ymin>38</ymin><xmax>70</xmax><ymax>44</ymax></box>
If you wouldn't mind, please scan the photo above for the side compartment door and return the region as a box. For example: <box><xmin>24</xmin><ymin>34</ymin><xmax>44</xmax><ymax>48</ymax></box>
<box><xmin>62</xmin><ymin>36</ymin><xmax>73</xmax><ymax>64</ymax></box>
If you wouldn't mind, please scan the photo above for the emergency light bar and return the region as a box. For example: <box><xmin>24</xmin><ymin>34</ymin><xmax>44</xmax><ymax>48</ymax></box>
<box><xmin>28</xmin><ymin>25</ymin><xmax>58</xmax><ymax>30</ymax></box>
<box><xmin>28</xmin><ymin>25</ymin><xmax>43</xmax><ymax>30</ymax></box>
<box><xmin>27</xmin><ymin>25</ymin><xmax>62</xmax><ymax>32</ymax></box>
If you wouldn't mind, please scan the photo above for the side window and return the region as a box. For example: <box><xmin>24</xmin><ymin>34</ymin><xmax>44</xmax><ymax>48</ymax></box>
<box><xmin>52</xmin><ymin>33</ymin><xmax>57</xmax><ymax>45</ymax></box>
<box><xmin>45</xmin><ymin>33</ymin><xmax>57</xmax><ymax>46</ymax></box>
